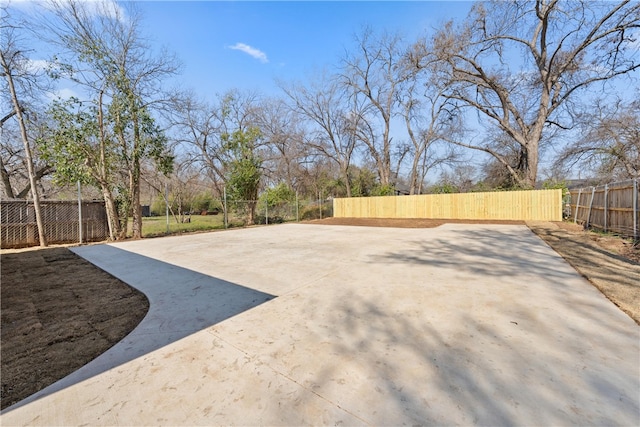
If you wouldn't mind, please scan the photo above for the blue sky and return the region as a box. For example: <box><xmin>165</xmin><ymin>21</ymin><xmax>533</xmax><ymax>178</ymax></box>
<box><xmin>11</xmin><ymin>0</ymin><xmax>637</xmax><ymax>181</ymax></box>
<box><xmin>130</xmin><ymin>1</ymin><xmax>474</xmax><ymax>98</ymax></box>
<box><xmin>8</xmin><ymin>0</ymin><xmax>475</xmax><ymax>179</ymax></box>
<box><xmin>10</xmin><ymin>0</ymin><xmax>476</xmax><ymax>100</ymax></box>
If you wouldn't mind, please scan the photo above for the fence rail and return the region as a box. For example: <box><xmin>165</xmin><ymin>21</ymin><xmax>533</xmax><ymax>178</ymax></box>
<box><xmin>333</xmin><ymin>189</ymin><xmax>562</xmax><ymax>221</ymax></box>
<box><xmin>568</xmin><ymin>178</ymin><xmax>639</xmax><ymax>241</ymax></box>
<box><xmin>1</xmin><ymin>200</ymin><xmax>109</xmax><ymax>249</ymax></box>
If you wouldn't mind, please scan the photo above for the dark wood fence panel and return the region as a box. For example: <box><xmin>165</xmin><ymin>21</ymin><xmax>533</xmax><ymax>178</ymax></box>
<box><xmin>1</xmin><ymin>200</ymin><xmax>109</xmax><ymax>249</ymax></box>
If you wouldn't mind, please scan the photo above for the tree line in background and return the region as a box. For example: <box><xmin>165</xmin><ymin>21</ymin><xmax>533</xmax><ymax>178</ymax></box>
<box><xmin>2</xmin><ymin>0</ymin><xmax>639</xmax><ymax>245</ymax></box>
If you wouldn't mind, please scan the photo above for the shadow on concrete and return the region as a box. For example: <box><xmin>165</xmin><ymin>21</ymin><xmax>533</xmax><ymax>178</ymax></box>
<box><xmin>3</xmin><ymin>244</ymin><xmax>275</xmax><ymax>413</ymax></box>
<box><xmin>371</xmin><ymin>226</ymin><xmax>640</xmax><ymax>299</ymax></box>
<box><xmin>372</xmin><ymin>226</ymin><xmax>639</xmax><ymax>330</ymax></box>
<box><xmin>305</xmin><ymin>290</ymin><xmax>639</xmax><ymax>425</ymax></box>
<box><xmin>291</xmin><ymin>226</ymin><xmax>640</xmax><ymax>424</ymax></box>
<box><xmin>371</xmin><ymin>227</ymin><xmax>576</xmax><ymax>279</ymax></box>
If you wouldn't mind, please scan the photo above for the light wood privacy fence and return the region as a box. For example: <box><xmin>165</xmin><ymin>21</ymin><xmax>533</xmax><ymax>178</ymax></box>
<box><xmin>333</xmin><ymin>189</ymin><xmax>562</xmax><ymax>221</ymax></box>
<box><xmin>568</xmin><ymin>178</ymin><xmax>639</xmax><ymax>241</ymax></box>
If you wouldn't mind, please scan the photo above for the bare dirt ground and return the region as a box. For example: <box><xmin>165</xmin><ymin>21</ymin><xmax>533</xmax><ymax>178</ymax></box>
<box><xmin>526</xmin><ymin>220</ymin><xmax>639</xmax><ymax>325</ymax></box>
<box><xmin>1</xmin><ymin>219</ymin><xmax>638</xmax><ymax>410</ymax></box>
<box><xmin>1</xmin><ymin>248</ymin><xmax>149</xmax><ymax>410</ymax></box>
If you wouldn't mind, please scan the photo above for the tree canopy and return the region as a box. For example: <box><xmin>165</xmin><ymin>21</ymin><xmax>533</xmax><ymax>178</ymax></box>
<box><xmin>2</xmin><ymin>0</ymin><xmax>638</xmax><ymax>239</ymax></box>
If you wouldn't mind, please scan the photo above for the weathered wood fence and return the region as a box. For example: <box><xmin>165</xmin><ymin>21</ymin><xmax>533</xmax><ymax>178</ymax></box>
<box><xmin>333</xmin><ymin>189</ymin><xmax>562</xmax><ymax>221</ymax></box>
<box><xmin>568</xmin><ymin>178</ymin><xmax>639</xmax><ymax>241</ymax></box>
<box><xmin>1</xmin><ymin>200</ymin><xmax>109</xmax><ymax>249</ymax></box>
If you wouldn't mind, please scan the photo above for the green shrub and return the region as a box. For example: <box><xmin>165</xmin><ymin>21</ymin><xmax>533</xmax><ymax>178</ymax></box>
<box><xmin>300</xmin><ymin>203</ymin><xmax>332</xmax><ymax>220</ymax></box>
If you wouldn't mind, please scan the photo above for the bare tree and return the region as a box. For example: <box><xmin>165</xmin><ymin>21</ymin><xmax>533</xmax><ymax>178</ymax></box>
<box><xmin>417</xmin><ymin>0</ymin><xmax>640</xmax><ymax>188</ymax></box>
<box><xmin>282</xmin><ymin>75</ymin><xmax>361</xmax><ymax>197</ymax></box>
<box><xmin>340</xmin><ymin>28</ymin><xmax>409</xmax><ymax>187</ymax></box>
<box><xmin>556</xmin><ymin>97</ymin><xmax>640</xmax><ymax>182</ymax></box>
<box><xmin>397</xmin><ymin>58</ymin><xmax>462</xmax><ymax>194</ymax></box>
<box><xmin>170</xmin><ymin>90</ymin><xmax>262</xmax><ymax>196</ymax></box>
<box><xmin>252</xmin><ymin>96</ymin><xmax>309</xmax><ymax>192</ymax></box>
<box><xmin>0</xmin><ymin>9</ymin><xmax>48</xmax><ymax>245</ymax></box>
<box><xmin>168</xmin><ymin>92</ymin><xmax>226</xmax><ymax>198</ymax></box>
<box><xmin>157</xmin><ymin>158</ymin><xmax>202</xmax><ymax>223</ymax></box>
<box><xmin>0</xmin><ymin>118</ymin><xmax>53</xmax><ymax>200</ymax></box>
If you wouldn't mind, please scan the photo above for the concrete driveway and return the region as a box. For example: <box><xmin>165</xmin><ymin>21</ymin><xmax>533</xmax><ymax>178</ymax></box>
<box><xmin>2</xmin><ymin>223</ymin><xmax>638</xmax><ymax>426</ymax></box>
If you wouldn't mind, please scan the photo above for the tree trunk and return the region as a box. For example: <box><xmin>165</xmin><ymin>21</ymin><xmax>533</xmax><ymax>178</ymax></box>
<box><xmin>379</xmin><ymin>139</ymin><xmax>393</xmax><ymax>188</ymax></box>
<box><xmin>517</xmin><ymin>118</ymin><xmax>543</xmax><ymax>188</ymax></box>
<box><xmin>247</xmin><ymin>200</ymin><xmax>256</xmax><ymax>226</ymax></box>
<box><xmin>368</xmin><ymin>148</ymin><xmax>391</xmax><ymax>188</ymax></box>
<box><xmin>523</xmin><ymin>143</ymin><xmax>539</xmax><ymax>188</ymax></box>
<box><xmin>1</xmin><ymin>51</ymin><xmax>47</xmax><ymax>246</ymax></box>
<box><xmin>118</xmin><ymin>215</ymin><xmax>128</xmax><ymax>240</ymax></box>
<box><xmin>0</xmin><ymin>157</ymin><xmax>15</xmax><ymax>199</ymax></box>
<box><xmin>342</xmin><ymin>164</ymin><xmax>352</xmax><ymax>198</ymax></box>
<box><xmin>99</xmin><ymin>183</ymin><xmax>120</xmax><ymax>240</ymax></box>
<box><xmin>408</xmin><ymin>151</ymin><xmax>423</xmax><ymax>195</ymax></box>
<box><xmin>131</xmin><ymin>181</ymin><xmax>142</xmax><ymax>239</ymax></box>
<box><xmin>130</xmin><ymin>103</ymin><xmax>143</xmax><ymax>239</ymax></box>
<box><xmin>131</xmin><ymin>163</ymin><xmax>142</xmax><ymax>238</ymax></box>
<box><xmin>95</xmin><ymin>91</ymin><xmax>120</xmax><ymax>240</ymax></box>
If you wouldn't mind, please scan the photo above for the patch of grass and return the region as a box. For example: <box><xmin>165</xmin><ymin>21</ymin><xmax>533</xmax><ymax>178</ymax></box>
<box><xmin>141</xmin><ymin>215</ymin><xmax>226</xmax><ymax>237</ymax></box>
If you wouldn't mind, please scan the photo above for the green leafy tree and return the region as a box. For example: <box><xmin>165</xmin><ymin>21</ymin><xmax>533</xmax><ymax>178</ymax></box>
<box><xmin>429</xmin><ymin>182</ymin><xmax>458</xmax><ymax>194</ymax></box>
<box><xmin>224</xmin><ymin>127</ymin><xmax>263</xmax><ymax>225</ymax></box>
<box><xmin>40</xmin><ymin>97</ymin><xmax>122</xmax><ymax>239</ymax></box>
<box><xmin>41</xmin><ymin>0</ymin><xmax>179</xmax><ymax>238</ymax></box>
<box><xmin>261</xmin><ymin>182</ymin><xmax>295</xmax><ymax>207</ymax></box>
<box><xmin>370</xmin><ymin>184</ymin><xmax>396</xmax><ymax>196</ymax></box>
<box><xmin>258</xmin><ymin>183</ymin><xmax>296</xmax><ymax>222</ymax></box>
<box><xmin>350</xmin><ymin>166</ymin><xmax>379</xmax><ymax>197</ymax></box>
<box><xmin>41</xmin><ymin>96</ymin><xmax>172</xmax><ymax>239</ymax></box>
<box><xmin>110</xmin><ymin>90</ymin><xmax>174</xmax><ymax>236</ymax></box>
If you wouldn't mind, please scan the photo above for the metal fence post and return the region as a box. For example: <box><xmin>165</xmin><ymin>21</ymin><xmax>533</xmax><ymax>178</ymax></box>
<box><xmin>296</xmin><ymin>192</ymin><xmax>299</xmax><ymax>222</ymax></box>
<box><xmin>574</xmin><ymin>189</ymin><xmax>582</xmax><ymax>223</ymax></box>
<box><xmin>223</xmin><ymin>186</ymin><xmax>228</xmax><ymax>229</ymax></box>
<box><xmin>265</xmin><ymin>202</ymin><xmax>269</xmax><ymax>225</ymax></box>
<box><xmin>634</xmin><ymin>178</ymin><xmax>638</xmax><ymax>243</ymax></box>
<box><xmin>165</xmin><ymin>182</ymin><xmax>169</xmax><ymax>235</ymax></box>
<box><xmin>77</xmin><ymin>181</ymin><xmax>83</xmax><ymax>244</ymax></box>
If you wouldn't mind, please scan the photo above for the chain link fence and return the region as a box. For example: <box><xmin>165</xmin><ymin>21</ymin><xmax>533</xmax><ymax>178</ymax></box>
<box><xmin>228</xmin><ymin>198</ymin><xmax>333</xmax><ymax>226</ymax></box>
<box><xmin>2</xmin><ymin>191</ymin><xmax>334</xmax><ymax>247</ymax></box>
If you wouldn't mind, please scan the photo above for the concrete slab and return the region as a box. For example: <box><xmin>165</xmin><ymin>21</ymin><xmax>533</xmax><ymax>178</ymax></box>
<box><xmin>2</xmin><ymin>223</ymin><xmax>638</xmax><ymax>426</ymax></box>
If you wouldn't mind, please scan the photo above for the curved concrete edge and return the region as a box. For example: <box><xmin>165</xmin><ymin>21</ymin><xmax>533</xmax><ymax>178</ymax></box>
<box><xmin>2</xmin><ymin>224</ymin><xmax>639</xmax><ymax>426</ymax></box>
<box><xmin>2</xmin><ymin>243</ymin><xmax>277</xmax><ymax>413</ymax></box>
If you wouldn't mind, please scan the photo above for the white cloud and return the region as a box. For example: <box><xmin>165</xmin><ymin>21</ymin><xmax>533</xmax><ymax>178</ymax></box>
<box><xmin>82</xmin><ymin>0</ymin><xmax>127</xmax><ymax>22</ymax></box>
<box><xmin>9</xmin><ymin>0</ymin><xmax>127</xmax><ymax>22</ymax></box>
<box><xmin>46</xmin><ymin>87</ymin><xmax>80</xmax><ymax>101</ymax></box>
<box><xmin>26</xmin><ymin>59</ymin><xmax>51</xmax><ymax>73</ymax></box>
<box><xmin>228</xmin><ymin>43</ymin><xmax>269</xmax><ymax>63</ymax></box>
